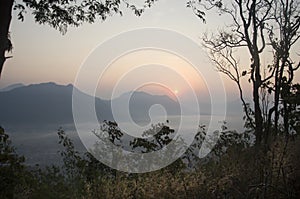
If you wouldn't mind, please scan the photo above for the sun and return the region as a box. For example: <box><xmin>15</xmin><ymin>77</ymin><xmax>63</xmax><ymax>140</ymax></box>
<box><xmin>174</xmin><ymin>89</ymin><xmax>179</xmax><ymax>95</ymax></box>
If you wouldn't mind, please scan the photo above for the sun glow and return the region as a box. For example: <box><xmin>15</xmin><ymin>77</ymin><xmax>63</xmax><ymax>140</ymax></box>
<box><xmin>96</xmin><ymin>49</ymin><xmax>208</xmax><ymax>100</ymax></box>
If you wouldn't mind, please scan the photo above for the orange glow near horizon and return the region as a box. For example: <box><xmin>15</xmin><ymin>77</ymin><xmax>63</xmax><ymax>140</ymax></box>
<box><xmin>96</xmin><ymin>49</ymin><xmax>209</xmax><ymax>100</ymax></box>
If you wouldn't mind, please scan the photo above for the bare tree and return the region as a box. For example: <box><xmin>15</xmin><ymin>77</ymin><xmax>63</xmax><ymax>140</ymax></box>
<box><xmin>267</xmin><ymin>0</ymin><xmax>300</xmax><ymax>137</ymax></box>
<box><xmin>189</xmin><ymin>0</ymin><xmax>300</xmax><ymax>145</ymax></box>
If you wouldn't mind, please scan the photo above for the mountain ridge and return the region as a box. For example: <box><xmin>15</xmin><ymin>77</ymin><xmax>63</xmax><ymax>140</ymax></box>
<box><xmin>0</xmin><ymin>82</ymin><xmax>181</xmax><ymax>127</ymax></box>
<box><xmin>0</xmin><ymin>83</ymin><xmax>25</xmax><ymax>92</ymax></box>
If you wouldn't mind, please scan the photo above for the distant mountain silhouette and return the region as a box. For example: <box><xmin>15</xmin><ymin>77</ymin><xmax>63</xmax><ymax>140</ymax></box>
<box><xmin>0</xmin><ymin>83</ymin><xmax>25</xmax><ymax>92</ymax></box>
<box><xmin>0</xmin><ymin>82</ymin><xmax>112</xmax><ymax>126</ymax></box>
<box><xmin>112</xmin><ymin>91</ymin><xmax>180</xmax><ymax>123</ymax></box>
<box><xmin>0</xmin><ymin>82</ymin><xmax>245</xmax><ymax>166</ymax></box>
<box><xmin>0</xmin><ymin>82</ymin><xmax>181</xmax><ymax>127</ymax></box>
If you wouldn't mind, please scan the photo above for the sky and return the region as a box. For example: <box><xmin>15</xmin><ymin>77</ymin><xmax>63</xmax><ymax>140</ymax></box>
<box><xmin>0</xmin><ymin>0</ymin><xmax>299</xmax><ymax>102</ymax></box>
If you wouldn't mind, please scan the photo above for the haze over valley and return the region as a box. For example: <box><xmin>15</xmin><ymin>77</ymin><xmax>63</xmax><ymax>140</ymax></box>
<box><xmin>0</xmin><ymin>82</ymin><xmax>243</xmax><ymax>166</ymax></box>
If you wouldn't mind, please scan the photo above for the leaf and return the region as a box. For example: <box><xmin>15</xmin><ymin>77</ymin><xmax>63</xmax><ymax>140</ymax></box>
<box><xmin>242</xmin><ymin>71</ymin><xmax>247</xmax><ymax>76</ymax></box>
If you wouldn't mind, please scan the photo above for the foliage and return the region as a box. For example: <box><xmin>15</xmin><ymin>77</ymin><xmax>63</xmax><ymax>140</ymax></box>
<box><xmin>0</xmin><ymin>122</ymin><xmax>299</xmax><ymax>198</ymax></box>
<box><xmin>188</xmin><ymin>1</ymin><xmax>300</xmax><ymax>197</ymax></box>
<box><xmin>0</xmin><ymin>126</ymin><xmax>26</xmax><ymax>199</ymax></box>
<box><xmin>0</xmin><ymin>0</ymin><xmax>158</xmax><ymax>77</ymax></box>
<box><xmin>14</xmin><ymin>0</ymin><xmax>157</xmax><ymax>34</ymax></box>
<box><xmin>195</xmin><ymin>0</ymin><xmax>300</xmax><ymax>146</ymax></box>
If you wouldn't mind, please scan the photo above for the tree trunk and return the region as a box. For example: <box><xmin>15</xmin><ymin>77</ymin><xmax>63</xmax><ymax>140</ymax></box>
<box><xmin>0</xmin><ymin>0</ymin><xmax>14</xmax><ymax>78</ymax></box>
<box><xmin>253</xmin><ymin>56</ymin><xmax>263</xmax><ymax>145</ymax></box>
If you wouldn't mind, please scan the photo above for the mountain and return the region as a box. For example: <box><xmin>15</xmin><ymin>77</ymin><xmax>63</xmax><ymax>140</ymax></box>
<box><xmin>0</xmin><ymin>82</ymin><xmax>244</xmax><ymax>166</ymax></box>
<box><xmin>0</xmin><ymin>82</ymin><xmax>181</xmax><ymax>127</ymax></box>
<box><xmin>112</xmin><ymin>91</ymin><xmax>180</xmax><ymax>123</ymax></box>
<box><xmin>0</xmin><ymin>82</ymin><xmax>244</xmax><ymax>129</ymax></box>
<box><xmin>0</xmin><ymin>82</ymin><xmax>113</xmax><ymax>127</ymax></box>
<box><xmin>0</xmin><ymin>83</ymin><xmax>25</xmax><ymax>92</ymax></box>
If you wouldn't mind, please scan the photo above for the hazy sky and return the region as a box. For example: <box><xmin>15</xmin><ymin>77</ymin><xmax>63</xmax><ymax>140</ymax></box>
<box><xmin>0</xmin><ymin>0</ymin><xmax>299</xmax><ymax>101</ymax></box>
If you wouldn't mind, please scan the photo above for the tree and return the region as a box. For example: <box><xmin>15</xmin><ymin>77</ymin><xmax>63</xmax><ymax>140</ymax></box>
<box><xmin>0</xmin><ymin>0</ymin><xmax>157</xmax><ymax>77</ymax></box>
<box><xmin>0</xmin><ymin>126</ymin><xmax>26</xmax><ymax>198</ymax></box>
<box><xmin>190</xmin><ymin>0</ymin><xmax>300</xmax><ymax>146</ymax></box>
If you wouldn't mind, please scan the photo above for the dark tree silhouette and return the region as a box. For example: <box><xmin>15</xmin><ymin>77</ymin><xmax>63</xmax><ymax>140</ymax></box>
<box><xmin>0</xmin><ymin>0</ymin><xmax>157</xmax><ymax>77</ymax></box>
<box><xmin>191</xmin><ymin>0</ymin><xmax>300</xmax><ymax>146</ymax></box>
<box><xmin>0</xmin><ymin>126</ymin><xmax>25</xmax><ymax>198</ymax></box>
<box><xmin>0</xmin><ymin>0</ymin><xmax>14</xmax><ymax>78</ymax></box>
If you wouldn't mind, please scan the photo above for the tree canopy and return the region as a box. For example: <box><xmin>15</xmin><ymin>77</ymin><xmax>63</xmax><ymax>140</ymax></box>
<box><xmin>0</xmin><ymin>0</ymin><xmax>158</xmax><ymax>77</ymax></box>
